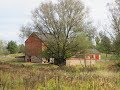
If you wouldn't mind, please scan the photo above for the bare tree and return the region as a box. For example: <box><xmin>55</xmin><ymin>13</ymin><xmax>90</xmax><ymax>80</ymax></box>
<box><xmin>108</xmin><ymin>0</ymin><xmax>120</xmax><ymax>55</ymax></box>
<box><xmin>19</xmin><ymin>24</ymin><xmax>35</xmax><ymax>39</ymax></box>
<box><xmin>109</xmin><ymin>0</ymin><xmax>120</xmax><ymax>35</ymax></box>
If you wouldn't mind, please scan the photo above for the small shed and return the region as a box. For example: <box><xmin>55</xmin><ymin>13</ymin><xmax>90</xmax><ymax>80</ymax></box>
<box><xmin>66</xmin><ymin>49</ymin><xmax>101</xmax><ymax>66</ymax></box>
<box><xmin>86</xmin><ymin>49</ymin><xmax>101</xmax><ymax>61</ymax></box>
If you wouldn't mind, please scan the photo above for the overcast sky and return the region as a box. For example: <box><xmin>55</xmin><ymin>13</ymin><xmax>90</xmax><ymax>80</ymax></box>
<box><xmin>0</xmin><ymin>0</ymin><xmax>114</xmax><ymax>44</ymax></box>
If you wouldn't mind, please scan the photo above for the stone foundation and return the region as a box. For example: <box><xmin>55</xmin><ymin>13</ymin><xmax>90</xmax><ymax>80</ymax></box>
<box><xmin>25</xmin><ymin>55</ymin><xmax>42</xmax><ymax>63</ymax></box>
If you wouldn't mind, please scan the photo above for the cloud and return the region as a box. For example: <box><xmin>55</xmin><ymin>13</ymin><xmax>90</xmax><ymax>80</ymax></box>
<box><xmin>0</xmin><ymin>30</ymin><xmax>19</xmax><ymax>41</ymax></box>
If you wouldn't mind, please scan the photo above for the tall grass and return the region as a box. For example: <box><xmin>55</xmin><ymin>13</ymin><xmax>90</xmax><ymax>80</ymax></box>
<box><xmin>0</xmin><ymin>61</ymin><xmax>120</xmax><ymax>90</ymax></box>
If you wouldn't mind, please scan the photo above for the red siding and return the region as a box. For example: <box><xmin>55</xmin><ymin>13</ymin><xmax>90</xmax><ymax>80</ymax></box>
<box><xmin>25</xmin><ymin>34</ymin><xmax>43</xmax><ymax>56</ymax></box>
<box><xmin>95</xmin><ymin>54</ymin><xmax>100</xmax><ymax>60</ymax></box>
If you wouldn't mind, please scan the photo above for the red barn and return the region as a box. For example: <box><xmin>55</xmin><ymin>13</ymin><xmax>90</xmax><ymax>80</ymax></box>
<box><xmin>25</xmin><ymin>32</ymin><xmax>101</xmax><ymax>65</ymax></box>
<box><xmin>25</xmin><ymin>32</ymin><xmax>46</xmax><ymax>63</ymax></box>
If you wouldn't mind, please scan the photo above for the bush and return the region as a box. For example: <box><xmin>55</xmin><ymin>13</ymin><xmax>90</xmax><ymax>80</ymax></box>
<box><xmin>7</xmin><ymin>41</ymin><xmax>18</xmax><ymax>54</ymax></box>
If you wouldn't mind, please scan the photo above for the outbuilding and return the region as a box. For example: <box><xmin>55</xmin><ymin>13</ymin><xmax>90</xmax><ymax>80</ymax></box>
<box><xmin>25</xmin><ymin>32</ymin><xmax>47</xmax><ymax>63</ymax></box>
<box><xmin>66</xmin><ymin>49</ymin><xmax>101</xmax><ymax>66</ymax></box>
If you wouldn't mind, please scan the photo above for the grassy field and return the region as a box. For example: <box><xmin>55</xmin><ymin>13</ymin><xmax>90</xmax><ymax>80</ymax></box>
<box><xmin>0</xmin><ymin>54</ymin><xmax>120</xmax><ymax>90</ymax></box>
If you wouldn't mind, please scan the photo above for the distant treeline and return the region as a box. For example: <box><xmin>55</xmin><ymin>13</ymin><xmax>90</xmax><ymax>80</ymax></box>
<box><xmin>0</xmin><ymin>40</ymin><xmax>25</xmax><ymax>55</ymax></box>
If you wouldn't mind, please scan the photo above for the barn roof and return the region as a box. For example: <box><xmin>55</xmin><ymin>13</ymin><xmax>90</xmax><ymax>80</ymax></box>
<box><xmin>29</xmin><ymin>32</ymin><xmax>51</xmax><ymax>42</ymax></box>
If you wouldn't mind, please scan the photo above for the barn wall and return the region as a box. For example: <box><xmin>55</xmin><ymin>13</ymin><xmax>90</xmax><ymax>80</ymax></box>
<box><xmin>31</xmin><ymin>56</ymin><xmax>42</xmax><ymax>63</ymax></box>
<box><xmin>25</xmin><ymin>34</ymin><xmax>43</xmax><ymax>56</ymax></box>
<box><xmin>66</xmin><ymin>58</ymin><xmax>96</xmax><ymax>66</ymax></box>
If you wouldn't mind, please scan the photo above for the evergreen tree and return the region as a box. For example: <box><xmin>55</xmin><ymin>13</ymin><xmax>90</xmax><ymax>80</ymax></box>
<box><xmin>7</xmin><ymin>41</ymin><xmax>18</xmax><ymax>54</ymax></box>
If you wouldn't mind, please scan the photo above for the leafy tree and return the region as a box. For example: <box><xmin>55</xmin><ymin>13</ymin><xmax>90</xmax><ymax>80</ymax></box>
<box><xmin>112</xmin><ymin>35</ymin><xmax>120</xmax><ymax>55</ymax></box>
<box><xmin>100</xmin><ymin>35</ymin><xmax>111</xmax><ymax>57</ymax></box>
<box><xmin>0</xmin><ymin>40</ymin><xmax>9</xmax><ymax>55</ymax></box>
<box><xmin>7</xmin><ymin>41</ymin><xmax>18</xmax><ymax>54</ymax></box>
<box><xmin>76</xmin><ymin>33</ymin><xmax>92</xmax><ymax>54</ymax></box>
<box><xmin>0</xmin><ymin>40</ymin><xmax>4</xmax><ymax>55</ymax></box>
<box><xmin>18</xmin><ymin>44</ymin><xmax>25</xmax><ymax>53</ymax></box>
<box><xmin>20</xmin><ymin>0</ymin><xmax>95</xmax><ymax>65</ymax></box>
<box><xmin>2</xmin><ymin>49</ymin><xmax>10</xmax><ymax>56</ymax></box>
<box><xmin>76</xmin><ymin>33</ymin><xmax>93</xmax><ymax>67</ymax></box>
<box><xmin>95</xmin><ymin>32</ymin><xmax>111</xmax><ymax>57</ymax></box>
<box><xmin>95</xmin><ymin>36</ymin><xmax>101</xmax><ymax>51</ymax></box>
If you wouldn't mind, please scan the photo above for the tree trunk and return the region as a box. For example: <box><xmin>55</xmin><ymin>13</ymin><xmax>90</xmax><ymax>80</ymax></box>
<box><xmin>84</xmin><ymin>53</ymin><xmax>87</xmax><ymax>67</ymax></box>
<box><xmin>106</xmin><ymin>53</ymin><xmax>107</xmax><ymax>57</ymax></box>
<box><xmin>54</xmin><ymin>58</ymin><xmax>65</xmax><ymax>66</ymax></box>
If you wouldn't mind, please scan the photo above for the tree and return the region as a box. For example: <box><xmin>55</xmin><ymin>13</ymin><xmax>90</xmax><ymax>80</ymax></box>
<box><xmin>7</xmin><ymin>41</ymin><xmax>18</xmax><ymax>54</ymax></box>
<box><xmin>19</xmin><ymin>24</ymin><xmax>34</xmax><ymax>39</ymax></box>
<box><xmin>0</xmin><ymin>40</ymin><xmax>4</xmax><ymax>55</ymax></box>
<box><xmin>112</xmin><ymin>35</ymin><xmax>120</xmax><ymax>55</ymax></box>
<box><xmin>76</xmin><ymin>32</ymin><xmax>92</xmax><ymax>54</ymax></box>
<box><xmin>108</xmin><ymin>0</ymin><xmax>120</xmax><ymax>55</ymax></box>
<box><xmin>18</xmin><ymin>44</ymin><xmax>25</xmax><ymax>53</ymax></box>
<box><xmin>100</xmin><ymin>34</ymin><xmax>111</xmax><ymax>57</ymax></box>
<box><xmin>108</xmin><ymin>0</ymin><xmax>120</xmax><ymax>35</ymax></box>
<box><xmin>0</xmin><ymin>40</ymin><xmax>9</xmax><ymax>55</ymax></box>
<box><xmin>20</xmin><ymin>0</ymin><xmax>94</xmax><ymax>65</ymax></box>
<box><xmin>76</xmin><ymin>32</ymin><xmax>93</xmax><ymax>67</ymax></box>
<box><xmin>95</xmin><ymin>32</ymin><xmax>111</xmax><ymax>57</ymax></box>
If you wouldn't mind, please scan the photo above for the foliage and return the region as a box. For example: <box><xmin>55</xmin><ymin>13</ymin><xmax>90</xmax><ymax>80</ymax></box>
<box><xmin>0</xmin><ymin>40</ymin><xmax>5</xmax><ymax>55</ymax></box>
<box><xmin>20</xmin><ymin>0</ymin><xmax>95</xmax><ymax>65</ymax></box>
<box><xmin>18</xmin><ymin>44</ymin><xmax>25</xmax><ymax>53</ymax></box>
<box><xmin>19</xmin><ymin>24</ymin><xmax>34</xmax><ymax>39</ymax></box>
<box><xmin>95</xmin><ymin>32</ymin><xmax>111</xmax><ymax>57</ymax></box>
<box><xmin>7</xmin><ymin>41</ymin><xmax>18</xmax><ymax>54</ymax></box>
<box><xmin>108</xmin><ymin>0</ymin><xmax>120</xmax><ymax>55</ymax></box>
<box><xmin>0</xmin><ymin>54</ymin><xmax>120</xmax><ymax>90</ymax></box>
<box><xmin>76</xmin><ymin>32</ymin><xmax>93</xmax><ymax>54</ymax></box>
<box><xmin>0</xmin><ymin>40</ymin><xmax>9</xmax><ymax>55</ymax></box>
<box><xmin>112</xmin><ymin>35</ymin><xmax>120</xmax><ymax>55</ymax></box>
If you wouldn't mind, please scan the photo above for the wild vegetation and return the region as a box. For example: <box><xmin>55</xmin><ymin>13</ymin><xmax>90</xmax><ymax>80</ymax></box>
<box><xmin>0</xmin><ymin>54</ymin><xmax>120</xmax><ymax>90</ymax></box>
<box><xmin>0</xmin><ymin>0</ymin><xmax>120</xmax><ymax>90</ymax></box>
<box><xmin>0</xmin><ymin>40</ymin><xmax>25</xmax><ymax>56</ymax></box>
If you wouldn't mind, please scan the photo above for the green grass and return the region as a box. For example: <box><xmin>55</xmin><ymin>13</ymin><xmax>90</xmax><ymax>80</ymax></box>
<box><xmin>0</xmin><ymin>53</ymin><xmax>120</xmax><ymax>90</ymax></box>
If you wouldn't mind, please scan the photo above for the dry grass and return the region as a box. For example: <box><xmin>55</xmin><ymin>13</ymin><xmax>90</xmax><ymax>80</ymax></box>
<box><xmin>0</xmin><ymin>54</ymin><xmax>120</xmax><ymax>90</ymax></box>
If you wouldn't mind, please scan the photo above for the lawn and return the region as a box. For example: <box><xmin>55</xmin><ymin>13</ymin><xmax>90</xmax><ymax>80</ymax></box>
<box><xmin>0</xmin><ymin>54</ymin><xmax>120</xmax><ymax>90</ymax></box>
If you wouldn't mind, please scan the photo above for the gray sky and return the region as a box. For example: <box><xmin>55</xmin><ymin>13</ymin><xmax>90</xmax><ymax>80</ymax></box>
<box><xmin>0</xmin><ymin>0</ymin><xmax>114</xmax><ymax>44</ymax></box>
